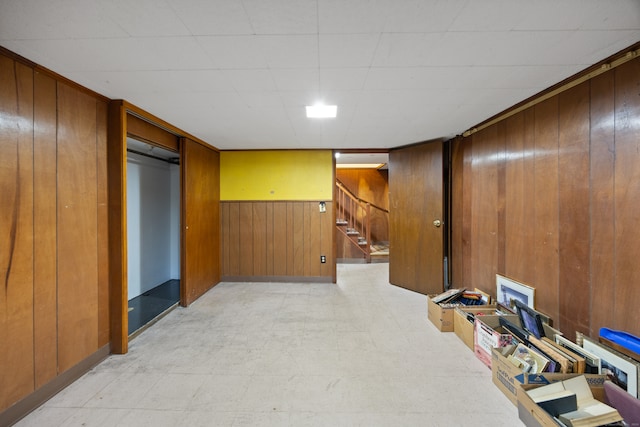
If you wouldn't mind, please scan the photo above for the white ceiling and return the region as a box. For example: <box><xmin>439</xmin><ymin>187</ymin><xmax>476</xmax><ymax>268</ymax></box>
<box><xmin>1</xmin><ymin>1</ymin><xmax>639</xmax><ymax>151</ymax></box>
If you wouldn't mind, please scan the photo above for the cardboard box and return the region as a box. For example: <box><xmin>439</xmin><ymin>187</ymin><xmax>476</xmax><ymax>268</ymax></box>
<box><xmin>426</xmin><ymin>294</ymin><xmax>456</xmax><ymax>332</ymax></box>
<box><xmin>474</xmin><ymin>314</ymin><xmax>519</xmax><ymax>368</ymax></box>
<box><xmin>453</xmin><ymin>306</ymin><xmax>498</xmax><ymax>351</ymax></box>
<box><xmin>517</xmin><ymin>376</ymin><xmax>607</xmax><ymax>427</ymax></box>
<box><xmin>491</xmin><ymin>341</ymin><xmax>591</xmax><ymax>407</ymax></box>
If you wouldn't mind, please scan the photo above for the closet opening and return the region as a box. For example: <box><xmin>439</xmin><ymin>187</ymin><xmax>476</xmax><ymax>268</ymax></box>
<box><xmin>126</xmin><ymin>137</ymin><xmax>181</xmax><ymax>337</ymax></box>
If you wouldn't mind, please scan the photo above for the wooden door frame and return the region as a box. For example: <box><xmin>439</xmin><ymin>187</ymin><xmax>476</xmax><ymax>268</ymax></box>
<box><xmin>107</xmin><ymin>100</ymin><xmax>212</xmax><ymax>354</ymax></box>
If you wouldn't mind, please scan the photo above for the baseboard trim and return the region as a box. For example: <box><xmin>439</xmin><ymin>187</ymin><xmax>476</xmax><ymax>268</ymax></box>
<box><xmin>221</xmin><ymin>275</ymin><xmax>334</xmax><ymax>283</ymax></box>
<box><xmin>1</xmin><ymin>345</ymin><xmax>110</xmax><ymax>427</ymax></box>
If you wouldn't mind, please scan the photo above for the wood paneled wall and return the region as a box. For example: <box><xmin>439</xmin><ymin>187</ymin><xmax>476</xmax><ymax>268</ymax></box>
<box><xmin>0</xmin><ymin>52</ymin><xmax>109</xmax><ymax>413</ymax></box>
<box><xmin>182</xmin><ymin>139</ymin><xmax>221</xmax><ymax>305</ymax></box>
<box><xmin>336</xmin><ymin>168</ymin><xmax>389</xmax><ymax>242</ymax></box>
<box><xmin>221</xmin><ymin>201</ymin><xmax>334</xmax><ymax>281</ymax></box>
<box><xmin>389</xmin><ymin>142</ymin><xmax>445</xmax><ymax>295</ymax></box>
<box><xmin>451</xmin><ymin>56</ymin><xmax>640</xmax><ymax>340</ymax></box>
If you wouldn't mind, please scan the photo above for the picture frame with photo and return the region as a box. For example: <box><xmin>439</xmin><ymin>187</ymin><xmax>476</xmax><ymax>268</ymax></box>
<box><xmin>582</xmin><ymin>336</ymin><xmax>640</xmax><ymax>398</ymax></box>
<box><xmin>554</xmin><ymin>334</ymin><xmax>601</xmax><ymax>374</ymax></box>
<box><xmin>496</xmin><ymin>274</ymin><xmax>535</xmax><ymax>310</ymax></box>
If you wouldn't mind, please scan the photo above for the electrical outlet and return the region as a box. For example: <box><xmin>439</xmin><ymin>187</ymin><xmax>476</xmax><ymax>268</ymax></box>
<box><xmin>320</xmin><ymin>255</ymin><xmax>326</xmax><ymax>263</ymax></box>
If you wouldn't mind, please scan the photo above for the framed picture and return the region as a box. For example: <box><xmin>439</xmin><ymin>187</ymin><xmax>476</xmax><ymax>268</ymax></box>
<box><xmin>496</xmin><ymin>274</ymin><xmax>535</xmax><ymax>310</ymax></box>
<box><xmin>554</xmin><ymin>334</ymin><xmax>601</xmax><ymax>374</ymax></box>
<box><xmin>582</xmin><ymin>336</ymin><xmax>640</xmax><ymax>398</ymax></box>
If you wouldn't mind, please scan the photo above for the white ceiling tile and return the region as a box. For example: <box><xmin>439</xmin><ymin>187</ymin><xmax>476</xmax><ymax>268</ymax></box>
<box><xmin>243</xmin><ymin>0</ymin><xmax>318</xmax><ymax>34</ymax></box>
<box><xmin>198</xmin><ymin>36</ymin><xmax>269</xmax><ymax>69</ymax></box>
<box><xmin>259</xmin><ymin>35</ymin><xmax>319</xmax><ymax>68</ymax></box>
<box><xmin>1</xmin><ymin>0</ymin><xmax>637</xmax><ymax>150</ymax></box>
<box><xmin>318</xmin><ymin>0</ymin><xmax>393</xmax><ymax>34</ymax></box>
<box><xmin>0</xmin><ymin>0</ymin><xmax>128</xmax><ymax>40</ymax></box>
<box><xmin>222</xmin><ymin>69</ymin><xmax>277</xmax><ymax>91</ymax></box>
<box><xmin>382</xmin><ymin>0</ymin><xmax>466</xmax><ymax>33</ymax></box>
<box><xmin>23</xmin><ymin>37</ymin><xmax>216</xmax><ymax>72</ymax></box>
<box><xmin>320</xmin><ymin>68</ymin><xmax>369</xmax><ymax>91</ymax></box>
<box><xmin>65</xmin><ymin>69</ymin><xmax>235</xmax><ymax>100</ymax></box>
<box><xmin>236</xmin><ymin>91</ymin><xmax>284</xmax><ymax>108</ymax></box>
<box><xmin>98</xmin><ymin>0</ymin><xmax>190</xmax><ymax>37</ymax></box>
<box><xmin>279</xmin><ymin>91</ymin><xmax>323</xmax><ymax>108</ymax></box>
<box><xmin>319</xmin><ymin>34</ymin><xmax>380</xmax><ymax>67</ymax></box>
<box><xmin>371</xmin><ymin>33</ymin><xmax>444</xmax><ymax>67</ymax></box>
<box><xmin>451</xmin><ymin>0</ymin><xmax>640</xmax><ymax>32</ymax></box>
<box><xmin>271</xmin><ymin>69</ymin><xmax>319</xmax><ymax>92</ymax></box>
<box><xmin>168</xmin><ymin>0</ymin><xmax>253</xmax><ymax>35</ymax></box>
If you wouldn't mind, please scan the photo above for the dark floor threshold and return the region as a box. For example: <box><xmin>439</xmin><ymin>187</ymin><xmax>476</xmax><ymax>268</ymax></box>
<box><xmin>128</xmin><ymin>279</ymin><xmax>180</xmax><ymax>336</ymax></box>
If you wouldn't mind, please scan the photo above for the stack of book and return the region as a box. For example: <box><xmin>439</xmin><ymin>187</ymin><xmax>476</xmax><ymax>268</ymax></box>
<box><xmin>526</xmin><ymin>376</ymin><xmax>623</xmax><ymax>426</ymax></box>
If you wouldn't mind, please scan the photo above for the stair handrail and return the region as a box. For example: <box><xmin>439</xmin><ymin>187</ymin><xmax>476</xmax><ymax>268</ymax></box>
<box><xmin>336</xmin><ymin>179</ymin><xmax>389</xmax><ymax>214</ymax></box>
<box><xmin>336</xmin><ymin>181</ymin><xmax>371</xmax><ymax>262</ymax></box>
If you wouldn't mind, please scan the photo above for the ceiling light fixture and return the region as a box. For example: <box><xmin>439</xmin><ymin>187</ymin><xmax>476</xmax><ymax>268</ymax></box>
<box><xmin>306</xmin><ymin>104</ymin><xmax>337</xmax><ymax>118</ymax></box>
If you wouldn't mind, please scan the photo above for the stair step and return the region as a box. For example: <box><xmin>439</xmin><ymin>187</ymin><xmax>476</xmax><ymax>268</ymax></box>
<box><xmin>358</xmin><ymin>240</ymin><xmax>368</xmax><ymax>246</ymax></box>
<box><xmin>336</xmin><ymin>220</ymin><xmax>348</xmax><ymax>225</ymax></box>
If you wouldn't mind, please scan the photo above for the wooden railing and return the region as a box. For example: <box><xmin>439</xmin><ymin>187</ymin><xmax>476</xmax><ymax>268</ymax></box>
<box><xmin>336</xmin><ymin>181</ymin><xmax>372</xmax><ymax>262</ymax></box>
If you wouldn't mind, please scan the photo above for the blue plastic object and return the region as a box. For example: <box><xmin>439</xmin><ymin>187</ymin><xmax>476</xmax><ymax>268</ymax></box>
<box><xmin>599</xmin><ymin>327</ymin><xmax>640</xmax><ymax>355</ymax></box>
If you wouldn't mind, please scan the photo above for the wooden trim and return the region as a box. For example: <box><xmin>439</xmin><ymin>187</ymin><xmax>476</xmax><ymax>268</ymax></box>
<box><xmin>332</xmin><ymin>151</ymin><xmax>337</xmax><ymax>283</ymax></box>
<box><xmin>463</xmin><ymin>43</ymin><xmax>640</xmax><ymax>137</ymax></box>
<box><xmin>0</xmin><ymin>345</ymin><xmax>109</xmax><ymax>427</ymax></box>
<box><xmin>221</xmin><ymin>275</ymin><xmax>334</xmax><ymax>283</ymax></box>
<box><xmin>107</xmin><ymin>100</ymin><xmax>128</xmax><ymax>354</ymax></box>
<box><xmin>121</xmin><ymin>101</ymin><xmax>217</xmax><ymax>151</ymax></box>
<box><xmin>126</xmin><ymin>113</ymin><xmax>179</xmax><ymax>152</ymax></box>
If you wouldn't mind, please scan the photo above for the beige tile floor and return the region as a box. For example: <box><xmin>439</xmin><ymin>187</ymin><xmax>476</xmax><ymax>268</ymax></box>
<box><xmin>16</xmin><ymin>263</ymin><xmax>524</xmax><ymax>426</ymax></box>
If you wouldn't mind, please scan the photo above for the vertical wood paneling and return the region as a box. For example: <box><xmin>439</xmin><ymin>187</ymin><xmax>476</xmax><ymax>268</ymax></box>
<box><xmin>96</xmin><ymin>100</ymin><xmax>109</xmax><ymax>348</ymax></box>
<box><xmin>589</xmin><ymin>71</ymin><xmax>616</xmax><ymax>337</ymax></box>
<box><xmin>320</xmin><ymin>201</ymin><xmax>333</xmax><ymax>278</ymax></box>
<box><xmin>220</xmin><ymin>200</ymin><xmax>333</xmax><ymax>280</ymax></box>
<box><xmin>228</xmin><ymin>202</ymin><xmax>240</xmax><ymax>276</ymax></box>
<box><xmin>265</xmin><ymin>203</ymin><xmax>274</xmax><ymax>276</ymax></box>
<box><xmin>273</xmin><ymin>202</ymin><xmax>288</xmax><ymax>276</ymax></box>
<box><xmin>292</xmin><ymin>203</ymin><xmax>305</xmax><ymax>276</ymax></box>
<box><xmin>253</xmin><ymin>203</ymin><xmax>267</xmax><ymax>275</ymax></box>
<box><xmin>504</xmin><ymin>112</ymin><xmax>526</xmax><ymax>280</ymax></box>
<box><xmin>308</xmin><ymin>202</ymin><xmax>322</xmax><ymax>276</ymax></box>
<box><xmin>221</xmin><ymin>202</ymin><xmax>230</xmax><ymax>274</ymax></box>
<box><xmin>450</xmin><ymin>55</ymin><xmax>640</xmax><ymax>339</ymax></box>
<box><xmin>107</xmin><ymin>100</ymin><xmax>127</xmax><ymax>354</ymax></box>
<box><xmin>557</xmin><ymin>83</ymin><xmax>591</xmax><ymax>337</ymax></box>
<box><xmin>239</xmin><ymin>203</ymin><xmax>253</xmax><ymax>276</ymax></box>
<box><xmin>471</xmin><ymin>127</ymin><xmax>499</xmax><ymax>291</ymax></box>
<box><xmin>389</xmin><ymin>142</ymin><xmax>443</xmax><ymax>294</ymax></box>
<box><xmin>181</xmin><ymin>140</ymin><xmax>220</xmax><ymax>305</ymax></box>
<box><xmin>496</xmin><ymin>122</ymin><xmax>507</xmax><ymax>275</ymax></box>
<box><xmin>0</xmin><ymin>58</ymin><xmax>35</xmax><ymax>409</ymax></box>
<box><xmin>613</xmin><ymin>59</ymin><xmax>640</xmax><ymax>333</ymax></box>
<box><xmin>533</xmin><ymin>98</ymin><xmax>559</xmax><ymax>321</ymax></box>
<box><xmin>450</xmin><ymin>138</ymin><xmax>465</xmax><ymax>285</ymax></box>
<box><xmin>57</xmin><ymin>83</ymin><xmax>99</xmax><ymax>373</ymax></box>
<box><xmin>33</xmin><ymin>70</ymin><xmax>58</xmax><ymax>387</ymax></box>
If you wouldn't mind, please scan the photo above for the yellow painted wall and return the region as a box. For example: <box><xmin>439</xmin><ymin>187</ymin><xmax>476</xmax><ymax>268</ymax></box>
<box><xmin>220</xmin><ymin>150</ymin><xmax>333</xmax><ymax>200</ymax></box>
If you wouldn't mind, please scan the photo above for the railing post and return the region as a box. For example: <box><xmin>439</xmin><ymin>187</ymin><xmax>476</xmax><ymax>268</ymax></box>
<box><xmin>365</xmin><ymin>203</ymin><xmax>371</xmax><ymax>263</ymax></box>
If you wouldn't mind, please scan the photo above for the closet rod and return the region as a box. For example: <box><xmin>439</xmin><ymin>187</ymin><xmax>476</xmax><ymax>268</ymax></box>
<box><xmin>127</xmin><ymin>148</ymin><xmax>179</xmax><ymax>165</ymax></box>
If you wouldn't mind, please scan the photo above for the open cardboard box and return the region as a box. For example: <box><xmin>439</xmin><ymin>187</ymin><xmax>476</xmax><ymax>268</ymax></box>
<box><xmin>517</xmin><ymin>376</ymin><xmax>607</xmax><ymax>427</ymax></box>
<box><xmin>492</xmin><ymin>344</ymin><xmax>593</xmax><ymax>407</ymax></box>
<box><xmin>474</xmin><ymin>314</ymin><xmax>519</xmax><ymax>368</ymax></box>
<box><xmin>427</xmin><ymin>293</ymin><xmax>492</xmax><ymax>333</ymax></box>
<box><xmin>454</xmin><ymin>306</ymin><xmax>499</xmax><ymax>351</ymax></box>
<box><xmin>426</xmin><ymin>294</ymin><xmax>457</xmax><ymax>332</ymax></box>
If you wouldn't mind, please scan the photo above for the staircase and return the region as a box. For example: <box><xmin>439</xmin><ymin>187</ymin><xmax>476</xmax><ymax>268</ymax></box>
<box><xmin>336</xmin><ymin>181</ymin><xmax>373</xmax><ymax>262</ymax></box>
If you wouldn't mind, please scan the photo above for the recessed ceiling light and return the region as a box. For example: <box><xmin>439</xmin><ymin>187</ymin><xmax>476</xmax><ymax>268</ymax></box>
<box><xmin>306</xmin><ymin>104</ymin><xmax>337</xmax><ymax>118</ymax></box>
